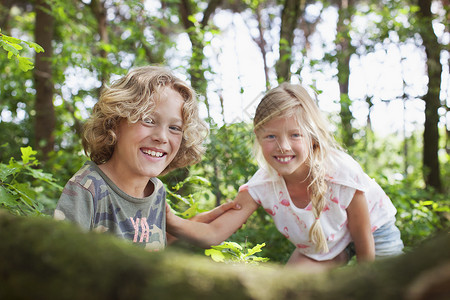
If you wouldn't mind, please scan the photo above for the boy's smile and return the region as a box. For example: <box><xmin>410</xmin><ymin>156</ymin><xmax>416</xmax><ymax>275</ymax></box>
<box><xmin>141</xmin><ymin>148</ymin><xmax>165</xmax><ymax>158</ymax></box>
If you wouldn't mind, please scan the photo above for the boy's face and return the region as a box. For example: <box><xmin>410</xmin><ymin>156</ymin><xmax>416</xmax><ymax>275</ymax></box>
<box><xmin>112</xmin><ymin>88</ymin><xmax>184</xmax><ymax>180</ymax></box>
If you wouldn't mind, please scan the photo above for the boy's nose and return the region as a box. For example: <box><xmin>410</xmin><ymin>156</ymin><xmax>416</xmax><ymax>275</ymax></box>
<box><xmin>152</xmin><ymin>128</ymin><xmax>168</xmax><ymax>143</ymax></box>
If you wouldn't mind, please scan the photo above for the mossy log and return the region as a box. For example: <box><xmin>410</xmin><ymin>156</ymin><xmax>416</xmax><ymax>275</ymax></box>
<box><xmin>0</xmin><ymin>210</ymin><xmax>449</xmax><ymax>300</ymax></box>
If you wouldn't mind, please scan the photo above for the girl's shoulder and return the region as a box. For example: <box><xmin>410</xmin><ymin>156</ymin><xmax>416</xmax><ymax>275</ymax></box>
<box><xmin>239</xmin><ymin>168</ymin><xmax>280</xmax><ymax>194</ymax></box>
<box><xmin>325</xmin><ymin>150</ymin><xmax>369</xmax><ymax>191</ymax></box>
<box><xmin>247</xmin><ymin>168</ymin><xmax>280</xmax><ymax>187</ymax></box>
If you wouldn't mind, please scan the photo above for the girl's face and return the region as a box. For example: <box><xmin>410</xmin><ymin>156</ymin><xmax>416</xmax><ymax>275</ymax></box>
<box><xmin>111</xmin><ymin>88</ymin><xmax>184</xmax><ymax>181</ymax></box>
<box><xmin>256</xmin><ymin>114</ymin><xmax>311</xmax><ymax>180</ymax></box>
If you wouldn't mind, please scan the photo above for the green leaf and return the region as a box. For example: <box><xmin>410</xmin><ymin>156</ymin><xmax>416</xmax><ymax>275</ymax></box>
<box><xmin>187</xmin><ymin>15</ymin><xmax>198</xmax><ymax>25</ymax></box>
<box><xmin>246</xmin><ymin>243</ymin><xmax>266</xmax><ymax>256</ymax></box>
<box><xmin>25</xmin><ymin>168</ymin><xmax>52</xmax><ymax>181</ymax></box>
<box><xmin>13</xmin><ymin>182</ymin><xmax>36</xmax><ymax>206</ymax></box>
<box><xmin>0</xmin><ymin>186</ymin><xmax>18</xmax><ymax>207</ymax></box>
<box><xmin>249</xmin><ymin>257</ymin><xmax>269</xmax><ymax>263</ymax></box>
<box><xmin>24</xmin><ymin>41</ymin><xmax>44</xmax><ymax>53</ymax></box>
<box><xmin>211</xmin><ymin>241</ymin><xmax>243</xmax><ymax>257</ymax></box>
<box><xmin>1</xmin><ymin>41</ymin><xmax>19</xmax><ymax>56</ymax></box>
<box><xmin>1</xmin><ymin>34</ymin><xmax>22</xmax><ymax>44</ymax></box>
<box><xmin>204</xmin><ymin>249</ymin><xmax>225</xmax><ymax>262</ymax></box>
<box><xmin>0</xmin><ymin>163</ymin><xmax>19</xmax><ymax>181</ymax></box>
<box><xmin>18</xmin><ymin>56</ymin><xmax>34</xmax><ymax>72</ymax></box>
<box><xmin>21</xmin><ymin>146</ymin><xmax>37</xmax><ymax>164</ymax></box>
<box><xmin>179</xmin><ymin>202</ymin><xmax>199</xmax><ymax>219</ymax></box>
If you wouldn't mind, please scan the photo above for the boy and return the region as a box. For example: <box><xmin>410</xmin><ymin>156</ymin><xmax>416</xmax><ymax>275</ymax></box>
<box><xmin>55</xmin><ymin>66</ymin><xmax>237</xmax><ymax>250</ymax></box>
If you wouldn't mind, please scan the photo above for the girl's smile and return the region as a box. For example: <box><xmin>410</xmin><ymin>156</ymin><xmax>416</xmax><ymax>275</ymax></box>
<box><xmin>275</xmin><ymin>155</ymin><xmax>295</xmax><ymax>163</ymax></box>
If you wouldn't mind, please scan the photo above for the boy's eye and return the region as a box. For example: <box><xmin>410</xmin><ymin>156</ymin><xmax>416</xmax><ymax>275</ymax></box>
<box><xmin>169</xmin><ymin>125</ymin><xmax>183</xmax><ymax>133</ymax></box>
<box><xmin>141</xmin><ymin>117</ymin><xmax>155</xmax><ymax>125</ymax></box>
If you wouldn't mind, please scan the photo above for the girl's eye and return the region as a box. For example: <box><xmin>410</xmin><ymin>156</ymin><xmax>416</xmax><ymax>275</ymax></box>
<box><xmin>265</xmin><ymin>135</ymin><xmax>276</xmax><ymax>140</ymax></box>
<box><xmin>292</xmin><ymin>133</ymin><xmax>302</xmax><ymax>138</ymax></box>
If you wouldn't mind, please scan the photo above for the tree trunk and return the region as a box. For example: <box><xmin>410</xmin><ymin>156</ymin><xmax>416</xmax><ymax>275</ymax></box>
<box><xmin>417</xmin><ymin>0</ymin><xmax>443</xmax><ymax>192</ymax></box>
<box><xmin>336</xmin><ymin>0</ymin><xmax>355</xmax><ymax>148</ymax></box>
<box><xmin>178</xmin><ymin>0</ymin><xmax>223</xmax><ymax>204</ymax></box>
<box><xmin>254</xmin><ymin>4</ymin><xmax>270</xmax><ymax>90</ymax></box>
<box><xmin>179</xmin><ymin>0</ymin><xmax>222</xmax><ymax>93</ymax></box>
<box><xmin>275</xmin><ymin>0</ymin><xmax>303</xmax><ymax>82</ymax></box>
<box><xmin>90</xmin><ymin>0</ymin><xmax>109</xmax><ymax>90</ymax></box>
<box><xmin>0</xmin><ymin>0</ymin><xmax>13</xmax><ymax>30</ymax></box>
<box><xmin>0</xmin><ymin>210</ymin><xmax>449</xmax><ymax>300</ymax></box>
<box><xmin>33</xmin><ymin>0</ymin><xmax>55</xmax><ymax>160</ymax></box>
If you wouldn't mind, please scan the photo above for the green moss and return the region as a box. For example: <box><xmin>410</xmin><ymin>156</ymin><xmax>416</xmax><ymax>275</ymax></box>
<box><xmin>0</xmin><ymin>210</ymin><xmax>448</xmax><ymax>300</ymax></box>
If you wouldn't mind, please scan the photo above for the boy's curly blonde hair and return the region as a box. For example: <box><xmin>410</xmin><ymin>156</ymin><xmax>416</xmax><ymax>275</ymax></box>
<box><xmin>82</xmin><ymin>66</ymin><xmax>208</xmax><ymax>175</ymax></box>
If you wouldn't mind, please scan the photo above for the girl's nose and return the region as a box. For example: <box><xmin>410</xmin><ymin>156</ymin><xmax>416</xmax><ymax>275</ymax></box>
<box><xmin>276</xmin><ymin>137</ymin><xmax>291</xmax><ymax>153</ymax></box>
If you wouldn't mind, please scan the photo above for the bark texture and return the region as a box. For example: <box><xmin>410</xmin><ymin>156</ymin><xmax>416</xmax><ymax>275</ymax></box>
<box><xmin>417</xmin><ymin>0</ymin><xmax>443</xmax><ymax>191</ymax></box>
<box><xmin>33</xmin><ymin>0</ymin><xmax>55</xmax><ymax>159</ymax></box>
<box><xmin>276</xmin><ymin>0</ymin><xmax>303</xmax><ymax>82</ymax></box>
<box><xmin>336</xmin><ymin>0</ymin><xmax>356</xmax><ymax>148</ymax></box>
<box><xmin>0</xmin><ymin>210</ymin><xmax>449</xmax><ymax>300</ymax></box>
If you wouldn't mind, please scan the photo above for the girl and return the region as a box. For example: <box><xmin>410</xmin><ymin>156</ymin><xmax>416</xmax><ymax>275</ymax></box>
<box><xmin>167</xmin><ymin>82</ymin><xmax>404</xmax><ymax>270</ymax></box>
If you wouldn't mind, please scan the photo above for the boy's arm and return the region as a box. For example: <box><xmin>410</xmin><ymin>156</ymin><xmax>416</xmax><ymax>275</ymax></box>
<box><xmin>166</xmin><ymin>190</ymin><xmax>258</xmax><ymax>248</ymax></box>
<box><xmin>346</xmin><ymin>190</ymin><xmax>375</xmax><ymax>262</ymax></box>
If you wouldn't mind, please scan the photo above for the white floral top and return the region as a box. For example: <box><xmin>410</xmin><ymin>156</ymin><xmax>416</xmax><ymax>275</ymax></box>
<box><xmin>241</xmin><ymin>150</ymin><xmax>397</xmax><ymax>261</ymax></box>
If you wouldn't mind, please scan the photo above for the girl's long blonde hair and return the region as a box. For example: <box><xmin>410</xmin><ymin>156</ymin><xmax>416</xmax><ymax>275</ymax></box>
<box><xmin>253</xmin><ymin>82</ymin><xmax>340</xmax><ymax>253</ymax></box>
<box><xmin>82</xmin><ymin>66</ymin><xmax>208</xmax><ymax>175</ymax></box>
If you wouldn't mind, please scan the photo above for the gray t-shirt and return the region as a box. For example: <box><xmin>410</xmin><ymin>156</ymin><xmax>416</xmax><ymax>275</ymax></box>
<box><xmin>54</xmin><ymin>161</ymin><xmax>166</xmax><ymax>251</ymax></box>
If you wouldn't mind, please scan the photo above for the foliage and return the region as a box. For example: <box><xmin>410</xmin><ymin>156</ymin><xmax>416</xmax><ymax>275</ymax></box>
<box><xmin>193</xmin><ymin>122</ymin><xmax>258</xmax><ymax>205</ymax></box>
<box><xmin>165</xmin><ymin>175</ymin><xmax>215</xmax><ymax>218</ymax></box>
<box><xmin>0</xmin><ymin>30</ymin><xmax>44</xmax><ymax>72</ymax></box>
<box><xmin>0</xmin><ymin>146</ymin><xmax>62</xmax><ymax>216</ymax></box>
<box><xmin>382</xmin><ymin>180</ymin><xmax>450</xmax><ymax>249</ymax></box>
<box><xmin>229</xmin><ymin>208</ymin><xmax>295</xmax><ymax>263</ymax></box>
<box><xmin>205</xmin><ymin>241</ymin><xmax>269</xmax><ymax>264</ymax></box>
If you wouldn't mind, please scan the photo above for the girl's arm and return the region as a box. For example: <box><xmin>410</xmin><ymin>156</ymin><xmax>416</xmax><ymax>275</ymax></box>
<box><xmin>346</xmin><ymin>190</ymin><xmax>375</xmax><ymax>262</ymax></box>
<box><xmin>166</xmin><ymin>201</ymin><xmax>241</xmax><ymax>245</ymax></box>
<box><xmin>166</xmin><ymin>190</ymin><xmax>258</xmax><ymax>248</ymax></box>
